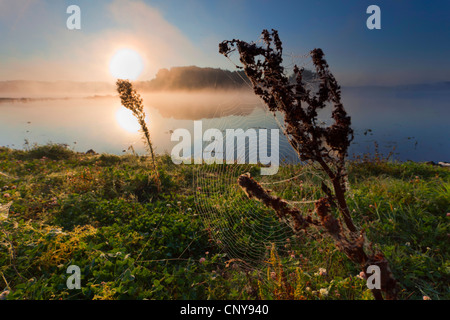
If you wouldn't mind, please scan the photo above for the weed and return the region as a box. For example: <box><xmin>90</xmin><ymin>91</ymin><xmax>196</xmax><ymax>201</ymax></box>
<box><xmin>221</xmin><ymin>30</ymin><xmax>400</xmax><ymax>299</ymax></box>
<box><xmin>116</xmin><ymin>80</ymin><xmax>160</xmax><ymax>190</ymax></box>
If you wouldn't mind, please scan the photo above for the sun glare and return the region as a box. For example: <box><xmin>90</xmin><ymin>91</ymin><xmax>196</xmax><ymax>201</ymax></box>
<box><xmin>109</xmin><ymin>48</ymin><xmax>144</xmax><ymax>80</ymax></box>
<box><xmin>116</xmin><ymin>106</ymin><xmax>141</xmax><ymax>133</ymax></box>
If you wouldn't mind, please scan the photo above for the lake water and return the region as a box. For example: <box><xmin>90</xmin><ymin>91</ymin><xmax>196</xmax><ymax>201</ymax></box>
<box><xmin>0</xmin><ymin>86</ymin><xmax>449</xmax><ymax>163</ymax></box>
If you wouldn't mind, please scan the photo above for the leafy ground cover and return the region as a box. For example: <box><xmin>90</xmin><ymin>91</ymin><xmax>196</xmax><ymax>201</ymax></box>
<box><xmin>0</xmin><ymin>144</ymin><xmax>448</xmax><ymax>300</ymax></box>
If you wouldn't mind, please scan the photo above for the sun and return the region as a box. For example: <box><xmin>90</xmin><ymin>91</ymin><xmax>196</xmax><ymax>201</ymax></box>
<box><xmin>109</xmin><ymin>48</ymin><xmax>144</xmax><ymax>80</ymax></box>
<box><xmin>116</xmin><ymin>106</ymin><xmax>141</xmax><ymax>133</ymax></box>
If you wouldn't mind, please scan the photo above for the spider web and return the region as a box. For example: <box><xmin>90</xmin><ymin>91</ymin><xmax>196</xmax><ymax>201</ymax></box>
<box><xmin>192</xmin><ymin>49</ymin><xmax>328</xmax><ymax>272</ymax></box>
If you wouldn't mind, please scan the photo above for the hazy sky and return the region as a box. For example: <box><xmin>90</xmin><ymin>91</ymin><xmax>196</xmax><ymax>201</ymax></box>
<box><xmin>0</xmin><ymin>0</ymin><xmax>449</xmax><ymax>85</ymax></box>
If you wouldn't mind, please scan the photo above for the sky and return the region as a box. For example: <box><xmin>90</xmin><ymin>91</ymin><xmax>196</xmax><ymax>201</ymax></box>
<box><xmin>0</xmin><ymin>0</ymin><xmax>449</xmax><ymax>86</ymax></box>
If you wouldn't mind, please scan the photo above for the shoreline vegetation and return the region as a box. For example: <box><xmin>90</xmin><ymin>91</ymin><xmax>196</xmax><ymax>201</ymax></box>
<box><xmin>0</xmin><ymin>143</ymin><xmax>448</xmax><ymax>300</ymax></box>
<box><xmin>1</xmin><ymin>66</ymin><xmax>449</xmax><ymax>99</ymax></box>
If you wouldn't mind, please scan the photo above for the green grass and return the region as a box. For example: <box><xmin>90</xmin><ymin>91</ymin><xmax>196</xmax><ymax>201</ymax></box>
<box><xmin>0</xmin><ymin>144</ymin><xmax>448</xmax><ymax>300</ymax></box>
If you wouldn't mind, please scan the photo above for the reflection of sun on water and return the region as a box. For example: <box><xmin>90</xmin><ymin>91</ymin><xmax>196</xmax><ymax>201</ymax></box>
<box><xmin>116</xmin><ymin>106</ymin><xmax>141</xmax><ymax>133</ymax></box>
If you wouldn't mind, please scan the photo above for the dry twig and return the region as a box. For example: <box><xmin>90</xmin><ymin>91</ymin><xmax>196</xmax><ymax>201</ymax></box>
<box><xmin>221</xmin><ymin>29</ymin><xmax>398</xmax><ymax>299</ymax></box>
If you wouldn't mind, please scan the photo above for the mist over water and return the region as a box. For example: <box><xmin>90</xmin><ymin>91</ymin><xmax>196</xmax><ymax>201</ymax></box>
<box><xmin>0</xmin><ymin>86</ymin><xmax>449</xmax><ymax>162</ymax></box>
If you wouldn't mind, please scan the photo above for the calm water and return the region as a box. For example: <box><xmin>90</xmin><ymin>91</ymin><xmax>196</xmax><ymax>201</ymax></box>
<box><xmin>0</xmin><ymin>86</ymin><xmax>449</xmax><ymax>162</ymax></box>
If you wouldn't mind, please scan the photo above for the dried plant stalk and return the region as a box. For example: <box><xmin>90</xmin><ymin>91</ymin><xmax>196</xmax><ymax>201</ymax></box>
<box><xmin>222</xmin><ymin>29</ymin><xmax>398</xmax><ymax>299</ymax></box>
<box><xmin>116</xmin><ymin>79</ymin><xmax>160</xmax><ymax>189</ymax></box>
<box><xmin>238</xmin><ymin>173</ymin><xmax>320</xmax><ymax>230</ymax></box>
<box><xmin>238</xmin><ymin>173</ymin><xmax>397</xmax><ymax>300</ymax></box>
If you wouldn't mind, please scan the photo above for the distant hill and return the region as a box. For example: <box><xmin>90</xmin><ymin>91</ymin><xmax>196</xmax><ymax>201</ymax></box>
<box><xmin>0</xmin><ymin>66</ymin><xmax>447</xmax><ymax>97</ymax></box>
<box><xmin>136</xmin><ymin>66</ymin><xmax>317</xmax><ymax>91</ymax></box>
<box><xmin>136</xmin><ymin>66</ymin><xmax>251</xmax><ymax>91</ymax></box>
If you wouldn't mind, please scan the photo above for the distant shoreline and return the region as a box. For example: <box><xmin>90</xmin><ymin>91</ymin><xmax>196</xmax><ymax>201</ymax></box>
<box><xmin>1</xmin><ymin>65</ymin><xmax>448</xmax><ymax>97</ymax></box>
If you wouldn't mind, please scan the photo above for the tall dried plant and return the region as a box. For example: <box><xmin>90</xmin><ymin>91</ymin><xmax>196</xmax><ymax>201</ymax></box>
<box><xmin>220</xmin><ymin>29</ymin><xmax>398</xmax><ymax>300</ymax></box>
<box><xmin>116</xmin><ymin>79</ymin><xmax>160</xmax><ymax>190</ymax></box>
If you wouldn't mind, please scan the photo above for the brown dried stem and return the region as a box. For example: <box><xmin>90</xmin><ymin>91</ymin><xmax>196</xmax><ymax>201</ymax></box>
<box><xmin>238</xmin><ymin>173</ymin><xmax>397</xmax><ymax>300</ymax></box>
<box><xmin>116</xmin><ymin>79</ymin><xmax>161</xmax><ymax>190</ymax></box>
<box><xmin>222</xmin><ymin>29</ymin><xmax>398</xmax><ymax>299</ymax></box>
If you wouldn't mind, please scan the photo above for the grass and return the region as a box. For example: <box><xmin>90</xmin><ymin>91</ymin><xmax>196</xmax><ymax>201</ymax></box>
<box><xmin>0</xmin><ymin>144</ymin><xmax>448</xmax><ymax>300</ymax></box>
